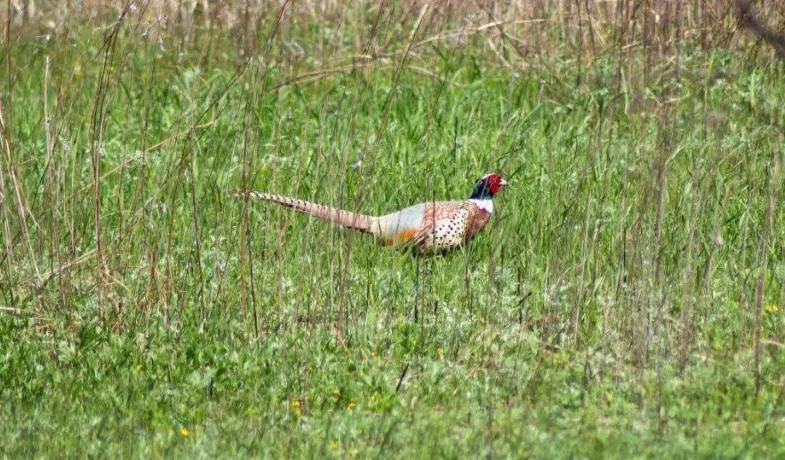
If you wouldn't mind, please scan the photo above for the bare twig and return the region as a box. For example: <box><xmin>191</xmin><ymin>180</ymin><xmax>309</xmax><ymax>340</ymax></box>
<box><xmin>735</xmin><ymin>0</ymin><xmax>785</xmax><ymax>58</ymax></box>
<box><xmin>396</xmin><ymin>362</ymin><xmax>410</xmax><ymax>393</ymax></box>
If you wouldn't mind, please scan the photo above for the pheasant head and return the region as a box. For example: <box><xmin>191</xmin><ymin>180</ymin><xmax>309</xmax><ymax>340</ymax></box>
<box><xmin>470</xmin><ymin>173</ymin><xmax>509</xmax><ymax>200</ymax></box>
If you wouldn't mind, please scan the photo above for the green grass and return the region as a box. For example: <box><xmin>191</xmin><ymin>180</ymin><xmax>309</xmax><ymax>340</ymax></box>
<box><xmin>2</xmin><ymin>5</ymin><xmax>785</xmax><ymax>457</ymax></box>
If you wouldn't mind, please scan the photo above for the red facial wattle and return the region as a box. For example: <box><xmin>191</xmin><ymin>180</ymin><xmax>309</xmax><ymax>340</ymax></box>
<box><xmin>489</xmin><ymin>179</ymin><xmax>500</xmax><ymax>195</ymax></box>
<box><xmin>486</xmin><ymin>175</ymin><xmax>502</xmax><ymax>195</ymax></box>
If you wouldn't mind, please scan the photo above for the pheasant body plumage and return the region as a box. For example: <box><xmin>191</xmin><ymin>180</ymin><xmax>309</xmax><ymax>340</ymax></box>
<box><xmin>235</xmin><ymin>173</ymin><xmax>508</xmax><ymax>254</ymax></box>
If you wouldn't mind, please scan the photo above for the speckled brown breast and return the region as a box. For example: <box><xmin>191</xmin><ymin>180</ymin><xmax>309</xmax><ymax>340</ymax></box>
<box><xmin>463</xmin><ymin>203</ymin><xmax>491</xmax><ymax>241</ymax></box>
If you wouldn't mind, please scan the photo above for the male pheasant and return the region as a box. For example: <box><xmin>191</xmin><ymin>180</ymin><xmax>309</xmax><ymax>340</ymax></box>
<box><xmin>234</xmin><ymin>173</ymin><xmax>508</xmax><ymax>254</ymax></box>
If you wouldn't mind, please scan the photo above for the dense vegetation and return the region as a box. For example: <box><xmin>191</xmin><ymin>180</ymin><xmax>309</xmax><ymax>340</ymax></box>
<box><xmin>1</xmin><ymin>1</ymin><xmax>784</xmax><ymax>457</ymax></box>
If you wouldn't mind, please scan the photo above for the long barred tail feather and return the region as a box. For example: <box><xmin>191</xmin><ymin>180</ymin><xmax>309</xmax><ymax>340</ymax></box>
<box><xmin>233</xmin><ymin>190</ymin><xmax>374</xmax><ymax>233</ymax></box>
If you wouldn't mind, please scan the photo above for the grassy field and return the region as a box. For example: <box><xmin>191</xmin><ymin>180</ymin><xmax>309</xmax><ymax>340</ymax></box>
<box><xmin>2</xmin><ymin>1</ymin><xmax>785</xmax><ymax>457</ymax></box>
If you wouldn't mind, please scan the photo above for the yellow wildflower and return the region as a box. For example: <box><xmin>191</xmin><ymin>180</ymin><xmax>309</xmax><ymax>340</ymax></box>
<box><xmin>347</xmin><ymin>400</ymin><xmax>357</xmax><ymax>410</ymax></box>
<box><xmin>332</xmin><ymin>388</ymin><xmax>340</xmax><ymax>396</ymax></box>
<box><xmin>180</xmin><ymin>427</ymin><xmax>189</xmax><ymax>437</ymax></box>
<box><xmin>765</xmin><ymin>304</ymin><xmax>779</xmax><ymax>314</ymax></box>
<box><xmin>329</xmin><ymin>441</ymin><xmax>339</xmax><ymax>450</ymax></box>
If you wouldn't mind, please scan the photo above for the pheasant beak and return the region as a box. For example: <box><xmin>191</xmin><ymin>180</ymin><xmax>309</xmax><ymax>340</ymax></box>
<box><xmin>499</xmin><ymin>178</ymin><xmax>509</xmax><ymax>187</ymax></box>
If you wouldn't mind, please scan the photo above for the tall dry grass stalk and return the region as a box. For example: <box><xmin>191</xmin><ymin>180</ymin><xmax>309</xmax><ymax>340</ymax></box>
<box><xmin>754</xmin><ymin>151</ymin><xmax>781</xmax><ymax>394</ymax></box>
<box><xmin>2</xmin><ymin>1</ymin><xmax>782</xmax><ymax>65</ymax></box>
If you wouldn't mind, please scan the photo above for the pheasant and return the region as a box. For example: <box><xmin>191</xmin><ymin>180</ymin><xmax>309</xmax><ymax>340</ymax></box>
<box><xmin>234</xmin><ymin>173</ymin><xmax>508</xmax><ymax>254</ymax></box>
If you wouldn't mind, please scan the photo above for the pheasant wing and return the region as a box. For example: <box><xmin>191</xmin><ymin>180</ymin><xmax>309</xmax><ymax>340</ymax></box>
<box><xmin>411</xmin><ymin>201</ymin><xmax>470</xmax><ymax>252</ymax></box>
